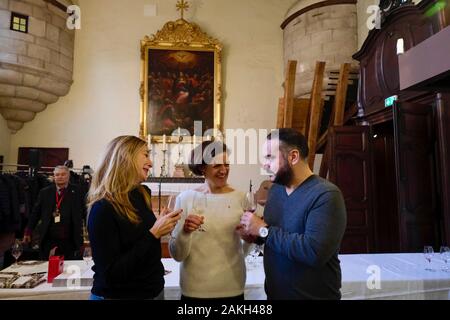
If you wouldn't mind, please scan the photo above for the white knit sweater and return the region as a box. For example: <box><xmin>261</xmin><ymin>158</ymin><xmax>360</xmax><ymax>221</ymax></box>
<box><xmin>169</xmin><ymin>189</ymin><xmax>251</xmax><ymax>298</ymax></box>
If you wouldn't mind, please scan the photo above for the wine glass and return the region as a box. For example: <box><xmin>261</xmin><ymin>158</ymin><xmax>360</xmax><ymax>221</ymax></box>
<box><xmin>440</xmin><ymin>246</ymin><xmax>450</xmax><ymax>272</ymax></box>
<box><xmin>192</xmin><ymin>192</ymin><xmax>207</xmax><ymax>232</ymax></box>
<box><xmin>241</xmin><ymin>191</ymin><xmax>257</xmax><ymax>213</ymax></box>
<box><xmin>167</xmin><ymin>195</ymin><xmax>178</xmax><ymax>239</ymax></box>
<box><xmin>83</xmin><ymin>246</ymin><xmax>92</xmax><ymax>266</ymax></box>
<box><xmin>424</xmin><ymin>246</ymin><xmax>435</xmax><ymax>271</ymax></box>
<box><xmin>11</xmin><ymin>240</ymin><xmax>23</xmax><ymax>267</ymax></box>
<box><xmin>241</xmin><ymin>191</ymin><xmax>263</xmax><ymax>259</ymax></box>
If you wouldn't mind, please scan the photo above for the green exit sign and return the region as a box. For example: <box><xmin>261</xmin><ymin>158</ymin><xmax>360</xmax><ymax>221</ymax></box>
<box><xmin>385</xmin><ymin>95</ymin><xmax>398</xmax><ymax>107</ymax></box>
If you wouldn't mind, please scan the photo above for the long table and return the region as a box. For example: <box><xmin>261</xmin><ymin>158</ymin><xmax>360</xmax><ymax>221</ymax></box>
<box><xmin>0</xmin><ymin>253</ymin><xmax>449</xmax><ymax>300</ymax></box>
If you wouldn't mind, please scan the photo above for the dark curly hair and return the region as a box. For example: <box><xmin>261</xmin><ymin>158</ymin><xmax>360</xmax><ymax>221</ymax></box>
<box><xmin>189</xmin><ymin>140</ymin><xmax>230</xmax><ymax>176</ymax></box>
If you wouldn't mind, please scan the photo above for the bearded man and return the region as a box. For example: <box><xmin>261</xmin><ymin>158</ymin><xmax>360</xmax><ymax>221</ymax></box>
<box><xmin>240</xmin><ymin>128</ymin><xmax>347</xmax><ymax>300</ymax></box>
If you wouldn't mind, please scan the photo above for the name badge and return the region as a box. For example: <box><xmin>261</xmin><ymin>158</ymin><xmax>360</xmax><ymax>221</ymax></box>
<box><xmin>54</xmin><ymin>214</ymin><xmax>61</xmax><ymax>224</ymax></box>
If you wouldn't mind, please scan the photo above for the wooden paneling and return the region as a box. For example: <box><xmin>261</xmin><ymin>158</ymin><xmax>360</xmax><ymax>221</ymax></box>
<box><xmin>435</xmin><ymin>93</ymin><xmax>450</xmax><ymax>246</ymax></box>
<box><xmin>346</xmin><ymin>2</ymin><xmax>450</xmax><ymax>253</ymax></box>
<box><xmin>329</xmin><ymin>126</ymin><xmax>375</xmax><ymax>253</ymax></box>
<box><xmin>393</xmin><ymin>101</ymin><xmax>440</xmax><ymax>251</ymax></box>
<box><xmin>372</xmin><ymin>129</ymin><xmax>399</xmax><ymax>252</ymax></box>
<box><xmin>353</xmin><ymin>5</ymin><xmax>434</xmax><ymax>117</ymax></box>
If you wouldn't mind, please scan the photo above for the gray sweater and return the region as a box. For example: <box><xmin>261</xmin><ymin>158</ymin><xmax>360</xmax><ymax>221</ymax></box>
<box><xmin>263</xmin><ymin>175</ymin><xmax>347</xmax><ymax>300</ymax></box>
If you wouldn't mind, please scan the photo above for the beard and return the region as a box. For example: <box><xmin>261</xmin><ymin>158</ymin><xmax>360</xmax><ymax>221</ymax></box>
<box><xmin>272</xmin><ymin>158</ymin><xmax>293</xmax><ymax>186</ymax></box>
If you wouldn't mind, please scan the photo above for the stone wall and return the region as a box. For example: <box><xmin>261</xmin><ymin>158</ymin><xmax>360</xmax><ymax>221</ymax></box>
<box><xmin>283</xmin><ymin>2</ymin><xmax>358</xmax><ymax>97</ymax></box>
<box><xmin>0</xmin><ymin>0</ymin><xmax>74</xmax><ymax>132</ymax></box>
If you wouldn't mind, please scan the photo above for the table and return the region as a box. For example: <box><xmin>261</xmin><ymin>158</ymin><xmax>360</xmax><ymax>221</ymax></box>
<box><xmin>0</xmin><ymin>253</ymin><xmax>449</xmax><ymax>300</ymax></box>
<box><xmin>340</xmin><ymin>253</ymin><xmax>450</xmax><ymax>299</ymax></box>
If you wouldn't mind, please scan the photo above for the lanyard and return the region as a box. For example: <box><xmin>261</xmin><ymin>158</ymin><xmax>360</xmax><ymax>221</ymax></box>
<box><xmin>55</xmin><ymin>189</ymin><xmax>65</xmax><ymax>212</ymax></box>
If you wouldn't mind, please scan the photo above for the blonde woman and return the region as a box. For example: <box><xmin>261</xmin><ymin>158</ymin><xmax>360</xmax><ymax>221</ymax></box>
<box><xmin>87</xmin><ymin>136</ymin><xmax>181</xmax><ymax>300</ymax></box>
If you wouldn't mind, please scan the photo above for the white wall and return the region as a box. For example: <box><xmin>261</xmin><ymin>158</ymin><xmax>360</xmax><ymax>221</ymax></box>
<box><xmin>0</xmin><ymin>115</ymin><xmax>10</xmax><ymax>162</ymax></box>
<box><xmin>9</xmin><ymin>0</ymin><xmax>296</xmax><ymax>192</ymax></box>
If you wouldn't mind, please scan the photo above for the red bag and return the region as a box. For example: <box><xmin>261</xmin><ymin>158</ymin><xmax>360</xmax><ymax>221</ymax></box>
<box><xmin>47</xmin><ymin>248</ymin><xmax>64</xmax><ymax>283</ymax></box>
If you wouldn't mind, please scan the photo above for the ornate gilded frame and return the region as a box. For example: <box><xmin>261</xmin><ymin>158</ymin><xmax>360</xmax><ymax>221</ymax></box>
<box><xmin>140</xmin><ymin>18</ymin><xmax>223</xmax><ymax>143</ymax></box>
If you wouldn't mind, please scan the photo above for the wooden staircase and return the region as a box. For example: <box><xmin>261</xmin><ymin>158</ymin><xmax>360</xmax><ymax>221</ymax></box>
<box><xmin>277</xmin><ymin>60</ymin><xmax>359</xmax><ymax>177</ymax></box>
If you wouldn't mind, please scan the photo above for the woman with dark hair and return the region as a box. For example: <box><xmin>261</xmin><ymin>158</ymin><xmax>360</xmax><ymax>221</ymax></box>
<box><xmin>169</xmin><ymin>140</ymin><xmax>253</xmax><ymax>300</ymax></box>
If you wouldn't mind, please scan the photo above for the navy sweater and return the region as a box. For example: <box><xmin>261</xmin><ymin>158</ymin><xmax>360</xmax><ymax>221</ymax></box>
<box><xmin>263</xmin><ymin>175</ymin><xmax>347</xmax><ymax>300</ymax></box>
<box><xmin>88</xmin><ymin>187</ymin><xmax>164</xmax><ymax>299</ymax></box>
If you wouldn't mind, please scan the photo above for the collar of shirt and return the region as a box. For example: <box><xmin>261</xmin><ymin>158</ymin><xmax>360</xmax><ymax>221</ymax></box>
<box><xmin>57</xmin><ymin>185</ymin><xmax>69</xmax><ymax>194</ymax></box>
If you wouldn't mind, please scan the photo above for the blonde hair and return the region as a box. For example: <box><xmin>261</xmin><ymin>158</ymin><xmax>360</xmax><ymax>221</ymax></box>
<box><xmin>87</xmin><ymin>135</ymin><xmax>152</xmax><ymax>224</ymax></box>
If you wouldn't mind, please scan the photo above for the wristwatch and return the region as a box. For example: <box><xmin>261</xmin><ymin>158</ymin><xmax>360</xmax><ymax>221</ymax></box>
<box><xmin>258</xmin><ymin>225</ymin><xmax>269</xmax><ymax>238</ymax></box>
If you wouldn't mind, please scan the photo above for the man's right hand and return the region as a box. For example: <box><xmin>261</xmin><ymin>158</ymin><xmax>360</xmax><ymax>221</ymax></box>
<box><xmin>235</xmin><ymin>224</ymin><xmax>257</xmax><ymax>243</ymax></box>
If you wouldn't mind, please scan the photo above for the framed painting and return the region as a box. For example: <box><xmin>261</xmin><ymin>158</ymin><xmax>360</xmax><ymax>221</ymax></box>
<box><xmin>140</xmin><ymin>19</ymin><xmax>222</xmax><ymax>143</ymax></box>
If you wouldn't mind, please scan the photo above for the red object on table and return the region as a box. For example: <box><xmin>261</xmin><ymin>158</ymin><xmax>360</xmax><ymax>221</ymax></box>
<box><xmin>47</xmin><ymin>255</ymin><xmax>64</xmax><ymax>283</ymax></box>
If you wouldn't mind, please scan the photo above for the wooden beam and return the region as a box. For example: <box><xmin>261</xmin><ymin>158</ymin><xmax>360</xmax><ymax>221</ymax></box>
<box><xmin>292</xmin><ymin>98</ymin><xmax>311</xmax><ymax>136</ymax></box>
<box><xmin>283</xmin><ymin>60</ymin><xmax>297</xmax><ymax>128</ymax></box>
<box><xmin>333</xmin><ymin>63</ymin><xmax>351</xmax><ymax>126</ymax></box>
<box><xmin>43</xmin><ymin>0</ymin><xmax>68</xmax><ymax>12</ymax></box>
<box><xmin>320</xmin><ymin>63</ymin><xmax>354</xmax><ymax>177</ymax></box>
<box><xmin>307</xmin><ymin>61</ymin><xmax>326</xmax><ymax>170</ymax></box>
<box><xmin>277</xmin><ymin>98</ymin><xmax>285</xmax><ymax>129</ymax></box>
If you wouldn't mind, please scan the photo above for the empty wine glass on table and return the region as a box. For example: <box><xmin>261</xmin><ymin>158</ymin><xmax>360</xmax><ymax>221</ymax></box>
<box><xmin>440</xmin><ymin>246</ymin><xmax>450</xmax><ymax>272</ymax></box>
<box><xmin>192</xmin><ymin>192</ymin><xmax>207</xmax><ymax>232</ymax></box>
<box><xmin>11</xmin><ymin>240</ymin><xmax>23</xmax><ymax>268</ymax></box>
<box><xmin>83</xmin><ymin>246</ymin><xmax>92</xmax><ymax>266</ymax></box>
<box><xmin>424</xmin><ymin>246</ymin><xmax>435</xmax><ymax>271</ymax></box>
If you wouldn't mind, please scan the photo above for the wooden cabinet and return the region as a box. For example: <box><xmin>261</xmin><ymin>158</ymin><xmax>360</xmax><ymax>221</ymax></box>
<box><xmin>329</xmin><ymin>0</ymin><xmax>450</xmax><ymax>253</ymax></box>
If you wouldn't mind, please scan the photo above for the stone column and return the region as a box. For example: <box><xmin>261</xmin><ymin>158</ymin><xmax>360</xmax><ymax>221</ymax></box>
<box><xmin>0</xmin><ymin>0</ymin><xmax>75</xmax><ymax>132</ymax></box>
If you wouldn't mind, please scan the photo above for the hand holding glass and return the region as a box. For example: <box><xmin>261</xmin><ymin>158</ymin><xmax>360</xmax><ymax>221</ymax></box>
<box><xmin>241</xmin><ymin>191</ymin><xmax>257</xmax><ymax>213</ymax></box>
<box><xmin>241</xmin><ymin>191</ymin><xmax>263</xmax><ymax>260</ymax></box>
<box><xmin>192</xmin><ymin>192</ymin><xmax>206</xmax><ymax>232</ymax></box>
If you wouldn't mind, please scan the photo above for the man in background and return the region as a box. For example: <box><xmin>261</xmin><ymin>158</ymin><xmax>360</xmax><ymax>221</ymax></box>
<box><xmin>23</xmin><ymin>166</ymin><xmax>85</xmax><ymax>260</ymax></box>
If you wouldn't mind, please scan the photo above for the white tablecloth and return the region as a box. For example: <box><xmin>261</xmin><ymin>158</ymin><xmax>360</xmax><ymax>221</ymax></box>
<box><xmin>1</xmin><ymin>253</ymin><xmax>449</xmax><ymax>300</ymax></box>
<box><xmin>340</xmin><ymin>253</ymin><xmax>450</xmax><ymax>299</ymax></box>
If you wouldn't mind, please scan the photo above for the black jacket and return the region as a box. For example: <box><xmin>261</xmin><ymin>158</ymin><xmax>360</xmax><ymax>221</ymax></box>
<box><xmin>88</xmin><ymin>186</ymin><xmax>164</xmax><ymax>299</ymax></box>
<box><xmin>27</xmin><ymin>183</ymin><xmax>85</xmax><ymax>250</ymax></box>
<box><xmin>0</xmin><ymin>175</ymin><xmax>21</xmax><ymax>233</ymax></box>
